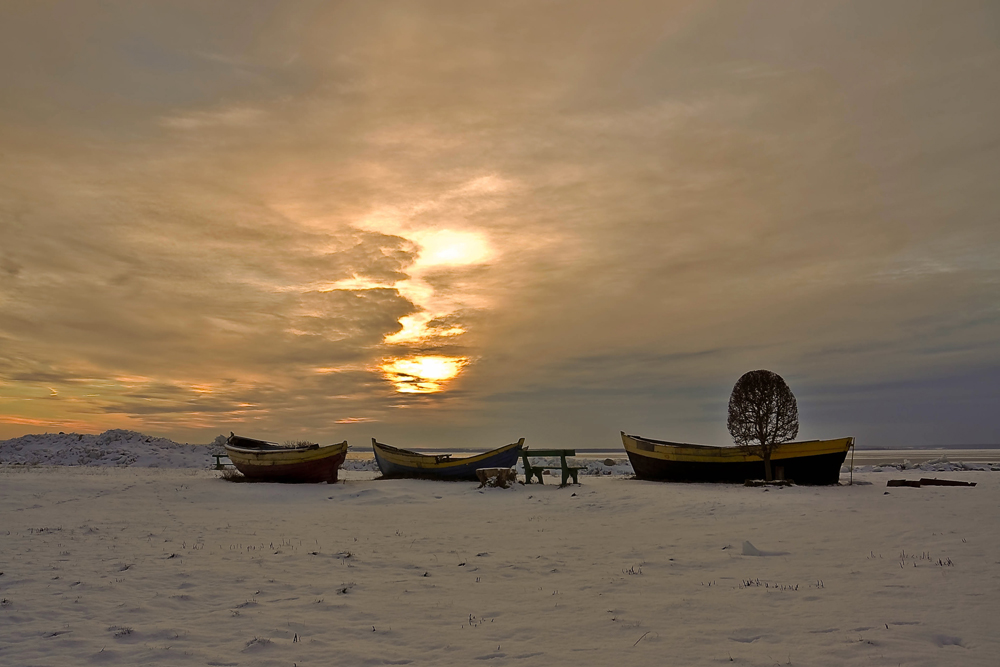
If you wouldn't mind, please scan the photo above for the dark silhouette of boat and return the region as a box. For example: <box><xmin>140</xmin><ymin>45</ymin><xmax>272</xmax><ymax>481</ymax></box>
<box><xmin>621</xmin><ymin>432</ymin><xmax>854</xmax><ymax>484</ymax></box>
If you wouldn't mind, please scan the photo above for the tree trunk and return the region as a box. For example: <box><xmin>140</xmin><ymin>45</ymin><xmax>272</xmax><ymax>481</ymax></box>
<box><xmin>763</xmin><ymin>452</ymin><xmax>773</xmax><ymax>482</ymax></box>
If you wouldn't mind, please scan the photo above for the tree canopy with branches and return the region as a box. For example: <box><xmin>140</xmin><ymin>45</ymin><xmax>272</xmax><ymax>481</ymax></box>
<box><xmin>727</xmin><ymin>369</ymin><xmax>799</xmax><ymax>481</ymax></box>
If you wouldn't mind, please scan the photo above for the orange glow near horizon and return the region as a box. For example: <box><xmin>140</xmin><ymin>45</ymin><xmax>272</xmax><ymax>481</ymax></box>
<box><xmin>0</xmin><ymin>415</ymin><xmax>90</xmax><ymax>427</ymax></box>
<box><xmin>379</xmin><ymin>355</ymin><xmax>469</xmax><ymax>394</ymax></box>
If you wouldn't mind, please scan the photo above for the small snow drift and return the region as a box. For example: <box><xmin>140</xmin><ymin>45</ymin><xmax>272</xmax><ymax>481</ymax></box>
<box><xmin>741</xmin><ymin>541</ymin><xmax>789</xmax><ymax>557</ymax></box>
<box><xmin>931</xmin><ymin>634</ymin><xmax>965</xmax><ymax>648</ymax></box>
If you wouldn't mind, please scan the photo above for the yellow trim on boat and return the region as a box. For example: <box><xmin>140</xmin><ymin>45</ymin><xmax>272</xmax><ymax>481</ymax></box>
<box><xmin>622</xmin><ymin>435</ymin><xmax>854</xmax><ymax>464</ymax></box>
<box><xmin>226</xmin><ymin>441</ymin><xmax>348</xmax><ymax>467</ymax></box>
<box><xmin>374</xmin><ymin>441</ymin><xmax>522</xmax><ymax>470</ymax></box>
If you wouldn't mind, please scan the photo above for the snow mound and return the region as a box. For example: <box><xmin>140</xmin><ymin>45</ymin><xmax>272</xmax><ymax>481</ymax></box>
<box><xmin>0</xmin><ymin>429</ymin><xmax>212</xmax><ymax>468</ymax></box>
<box><xmin>578</xmin><ymin>457</ymin><xmax>635</xmax><ymax>476</ymax></box>
<box><xmin>343</xmin><ymin>457</ymin><xmax>380</xmax><ymax>472</ymax></box>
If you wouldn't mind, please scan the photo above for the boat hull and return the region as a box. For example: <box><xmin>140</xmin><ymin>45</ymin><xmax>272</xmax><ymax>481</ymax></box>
<box><xmin>225</xmin><ymin>436</ymin><xmax>348</xmax><ymax>484</ymax></box>
<box><xmin>372</xmin><ymin>438</ymin><xmax>524</xmax><ymax>481</ymax></box>
<box><xmin>622</xmin><ymin>433</ymin><xmax>853</xmax><ymax>485</ymax></box>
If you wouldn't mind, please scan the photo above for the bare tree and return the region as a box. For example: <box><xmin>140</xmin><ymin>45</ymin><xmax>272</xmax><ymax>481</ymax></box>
<box><xmin>727</xmin><ymin>370</ymin><xmax>799</xmax><ymax>481</ymax></box>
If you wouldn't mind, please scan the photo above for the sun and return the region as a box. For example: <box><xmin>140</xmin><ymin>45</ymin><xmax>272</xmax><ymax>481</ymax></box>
<box><xmin>379</xmin><ymin>355</ymin><xmax>469</xmax><ymax>394</ymax></box>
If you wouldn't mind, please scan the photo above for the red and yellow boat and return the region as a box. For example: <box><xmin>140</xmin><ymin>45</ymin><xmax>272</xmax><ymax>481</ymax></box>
<box><xmin>225</xmin><ymin>433</ymin><xmax>348</xmax><ymax>483</ymax></box>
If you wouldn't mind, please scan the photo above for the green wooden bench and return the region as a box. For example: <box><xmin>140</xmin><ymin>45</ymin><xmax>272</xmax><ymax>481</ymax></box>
<box><xmin>520</xmin><ymin>448</ymin><xmax>583</xmax><ymax>487</ymax></box>
<box><xmin>212</xmin><ymin>454</ymin><xmax>230</xmax><ymax>470</ymax></box>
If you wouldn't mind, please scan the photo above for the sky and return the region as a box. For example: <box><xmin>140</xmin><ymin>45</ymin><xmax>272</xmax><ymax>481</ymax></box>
<box><xmin>1</xmin><ymin>1</ymin><xmax>998</xmax><ymax>448</ymax></box>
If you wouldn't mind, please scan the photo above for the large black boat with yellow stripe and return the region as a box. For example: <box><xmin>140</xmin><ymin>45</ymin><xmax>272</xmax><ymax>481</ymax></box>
<box><xmin>621</xmin><ymin>432</ymin><xmax>854</xmax><ymax>485</ymax></box>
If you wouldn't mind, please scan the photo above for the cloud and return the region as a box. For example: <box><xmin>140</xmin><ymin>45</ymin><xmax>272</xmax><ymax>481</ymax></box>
<box><xmin>0</xmin><ymin>1</ymin><xmax>998</xmax><ymax>445</ymax></box>
<box><xmin>160</xmin><ymin>106</ymin><xmax>266</xmax><ymax>130</ymax></box>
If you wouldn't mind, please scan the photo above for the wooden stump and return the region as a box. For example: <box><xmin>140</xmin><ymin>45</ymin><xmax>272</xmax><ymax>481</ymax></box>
<box><xmin>476</xmin><ymin>467</ymin><xmax>517</xmax><ymax>488</ymax></box>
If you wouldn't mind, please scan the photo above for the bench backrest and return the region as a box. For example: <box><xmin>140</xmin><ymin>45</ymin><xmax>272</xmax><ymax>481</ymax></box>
<box><xmin>521</xmin><ymin>449</ymin><xmax>575</xmax><ymax>458</ymax></box>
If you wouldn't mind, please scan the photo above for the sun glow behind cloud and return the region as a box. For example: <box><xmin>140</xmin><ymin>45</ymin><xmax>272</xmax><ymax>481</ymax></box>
<box><xmin>379</xmin><ymin>356</ymin><xmax>469</xmax><ymax>394</ymax></box>
<box><xmin>338</xmin><ymin>177</ymin><xmax>509</xmax><ymax>349</ymax></box>
<box><xmin>273</xmin><ymin>179</ymin><xmax>505</xmax><ymax>363</ymax></box>
<box><xmin>305</xmin><ymin>224</ymin><xmax>495</xmax><ymax>349</ymax></box>
<box><xmin>410</xmin><ymin>229</ymin><xmax>493</xmax><ymax>268</ymax></box>
<box><xmin>380</xmin><ymin>228</ymin><xmax>494</xmax><ymax>345</ymax></box>
<box><xmin>383</xmin><ymin>314</ymin><xmax>465</xmax><ymax>345</ymax></box>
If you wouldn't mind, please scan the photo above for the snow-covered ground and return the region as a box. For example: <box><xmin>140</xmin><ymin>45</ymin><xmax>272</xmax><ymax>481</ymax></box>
<box><xmin>2</xmin><ymin>461</ymin><xmax>998</xmax><ymax>666</ymax></box>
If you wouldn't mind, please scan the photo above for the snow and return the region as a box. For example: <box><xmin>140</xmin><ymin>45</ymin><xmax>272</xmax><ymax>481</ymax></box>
<box><xmin>3</xmin><ymin>433</ymin><xmax>1000</xmax><ymax>664</ymax></box>
<box><xmin>845</xmin><ymin>459</ymin><xmax>1000</xmax><ymax>474</ymax></box>
<box><xmin>516</xmin><ymin>457</ymin><xmax>635</xmax><ymax>477</ymax></box>
<box><xmin>0</xmin><ymin>429</ymin><xmax>212</xmax><ymax>468</ymax></box>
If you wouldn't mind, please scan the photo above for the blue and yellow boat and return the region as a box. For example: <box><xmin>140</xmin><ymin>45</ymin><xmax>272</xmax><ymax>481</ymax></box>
<box><xmin>372</xmin><ymin>438</ymin><xmax>524</xmax><ymax>480</ymax></box>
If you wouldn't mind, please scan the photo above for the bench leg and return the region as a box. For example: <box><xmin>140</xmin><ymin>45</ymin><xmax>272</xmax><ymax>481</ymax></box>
<box><xmin>559</xmin><ymin>468</ymin><xmax>579</xmax><ymax>487</ymax></box>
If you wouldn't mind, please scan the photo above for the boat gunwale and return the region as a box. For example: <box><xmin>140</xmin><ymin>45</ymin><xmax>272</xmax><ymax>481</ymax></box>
<box><xmin>622</xmin><ymin>432</ymin><xmax>854</xmax><ymax>463</ymax></box>
<box><xmin>372</xmin><ymin>439</ymin><xmax>523</xmax><ymax>471</ymax></box>
<box><xmin>623</xmin><ymin>432</ymin><xmax>851</xmax><ymax>449</ymax></box>
<box><xmin>225</xmin><ymin>439</ymin><xmax>347</xmax><ymax>455</ymax></box>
